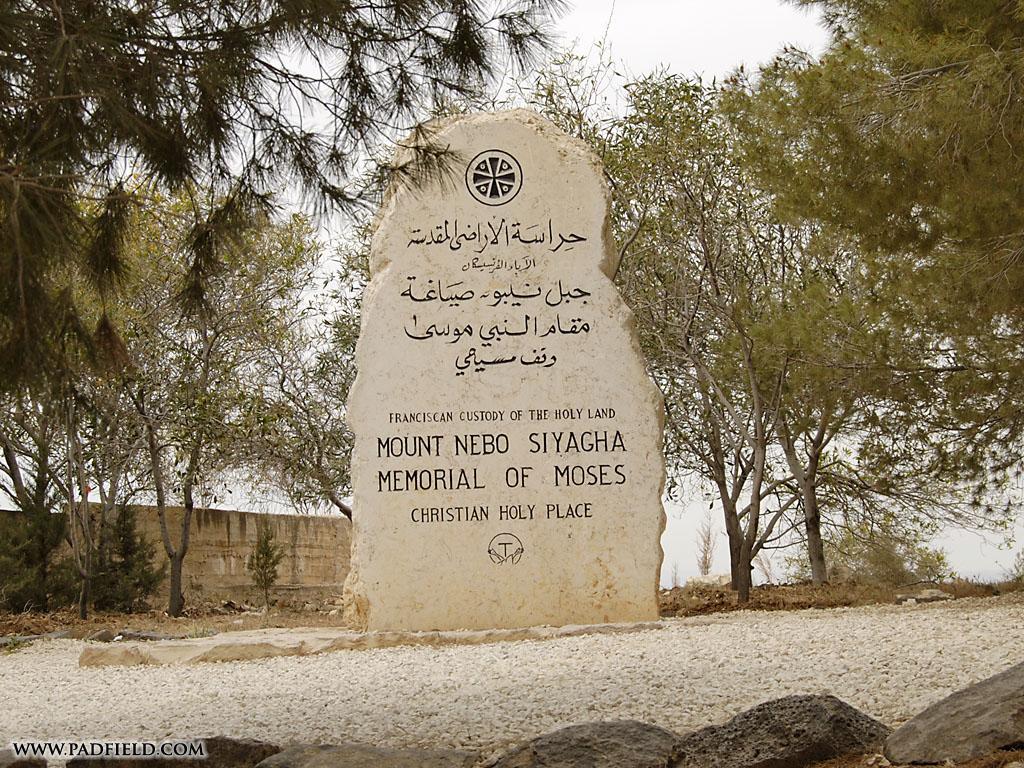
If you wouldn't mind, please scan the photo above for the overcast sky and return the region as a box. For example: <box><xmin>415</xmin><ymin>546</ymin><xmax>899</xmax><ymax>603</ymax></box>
<box><xmin>553</xmin><ymin>0</ymin><xmax>830</xmax><ymax>80</ymax></box>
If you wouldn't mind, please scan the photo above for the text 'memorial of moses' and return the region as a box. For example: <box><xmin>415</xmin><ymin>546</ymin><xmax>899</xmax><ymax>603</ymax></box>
<box><xmin>343</xmin><ymin>110</ymin><xmax>665</xmax><ymax>631</ymax></box>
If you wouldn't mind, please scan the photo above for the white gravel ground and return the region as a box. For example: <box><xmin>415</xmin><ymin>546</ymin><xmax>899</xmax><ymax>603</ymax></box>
<box><xmin>3</xmin><ymin>594</ymin><xmax>1024</xmax><ymax>760</ymax></box>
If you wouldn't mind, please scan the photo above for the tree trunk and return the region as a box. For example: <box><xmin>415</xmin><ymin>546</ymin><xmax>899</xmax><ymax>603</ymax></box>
<box><xmin>66</xmin><ymin>398</ymin><xmax>94</xmax><ymax>619</ymax></box>
<box><xmin>77</xmin><ymin>576</ymin><xmax>90</xmax><ymax>620</ymax></box>
<box><xmin>777</xmin><ymin>417</ymin><xmax>831</xmax><ymax>586</ymax></box>
<box><xmin>722</xmin><ymin>497</ymin><xmax>743</xmax><ymax>589</ymax></box>
<box><xmin>168</xmin><ymin>552</ymin><xmax>185</xmax><ymax>617</ymax></box>
<box><xmin>804</xmin><ymin>491</ymin><xmax>828</xmax><ymax>584</ymax></box>
<box><xmin>791</xmin><ymin>454</ymin><xmax>830</xmax><ymax>586</ymax></box>
<box><xmin>734</xmin><ymin>545</ymin><xmax>753</xmax><ymax>603</ymax></box>
<box><xmin>327</xmin><ymin>489</ymin><xmax>353</xmax><ymax>518</ymax></box>
<box><xmin>139</xmin><ymin>405</ymin><xmax>184</xmax><ymax>618</ymax></box>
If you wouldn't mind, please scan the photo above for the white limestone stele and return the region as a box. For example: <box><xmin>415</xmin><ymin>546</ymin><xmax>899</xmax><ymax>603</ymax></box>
<box><xmin>343</xmin><ymin>109</ymin><xmax>665</xmax><ymax>631</ymax></box>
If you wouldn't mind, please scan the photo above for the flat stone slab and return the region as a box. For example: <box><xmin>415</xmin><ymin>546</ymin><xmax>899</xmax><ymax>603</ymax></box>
<box><xmin>78</xmin><ymin>621</ymin><xmax>662</xmax><ymax>667</ymax></box>
<box><xmin>894</xmin><ymin>588</ymin><xmax>954</xmax><ymax>604</ymax></box>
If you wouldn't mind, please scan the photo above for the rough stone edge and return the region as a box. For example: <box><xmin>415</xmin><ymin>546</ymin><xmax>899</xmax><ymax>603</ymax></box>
<box><xmin>78</xmin><ymin>621</ymin><xmax>664</xmax><ymax>667</ymax></box>
<box><xmin>367</xmin><ymin>109</ymin><xmax>617</xmax><ymax>278</ymax></box>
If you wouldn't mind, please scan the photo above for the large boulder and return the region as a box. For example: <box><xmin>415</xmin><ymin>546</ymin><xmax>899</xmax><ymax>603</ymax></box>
<box><xmin>254</xmin><ymin>744</ymin><xmax>478</xmax><ymax>768</ymax></box>
<box><xmin>885</xmin><ymin>660</ymin><xmax>1024</xmax><ymax>764</ymax></box>
<box><xmin>66</xmin><ymin>736</ymin><xmax>280</xmax><ymax>768</ymax></box>
<box><xmin>491</xmin><ymin>721</ymin><xmax>678</xmax><ymax>768</ymax></box>
<box><xmin>671</xmin><ymin>695</ymin><xmax>890</xmax><ymax>768</ymax></box>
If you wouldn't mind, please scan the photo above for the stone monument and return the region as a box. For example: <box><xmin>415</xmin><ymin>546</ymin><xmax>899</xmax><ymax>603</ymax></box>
<box><xmin>343</xmin><ymin>109</ymin><xmax>665</xmax><ymax>632</ymax></box>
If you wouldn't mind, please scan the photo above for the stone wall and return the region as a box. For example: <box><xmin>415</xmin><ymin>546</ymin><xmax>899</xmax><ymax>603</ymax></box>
<box><xmin>0</xmin><ymin>506</ymin><xmax>352</xmax><ymax>605</ymax></box>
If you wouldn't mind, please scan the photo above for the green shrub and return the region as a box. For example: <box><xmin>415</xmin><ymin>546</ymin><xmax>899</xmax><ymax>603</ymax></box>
<box><xmin>0</xmin><ymin>504</ymin><xmax>76</xmax><ymax>611</ymax></box>
<box><xmin>787</xmin><ymin>523</ymin><xmax>953</xmax><ymax>587</ymax></box>
<box><xmin>247</xmin><ymin>517</ymin><xmax>284</xmax><ymax>609</ymax></box>
<box><xmin>91</xmin><ymin>505</ymin><xmax>166</xmax><ymax>612</ymax></box>
<box><xmin>1007</xmin><ymin>550</ymin><xmax>1024</xmax><ymax>584</ymax></box>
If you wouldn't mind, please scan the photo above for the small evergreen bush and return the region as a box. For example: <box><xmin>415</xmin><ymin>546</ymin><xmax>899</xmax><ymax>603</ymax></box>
<box><xmin>0</xmin><ymin>503</ymin><xmax>76</xmax><ymax>611</ymax></box>
<box><xmin>247</xmin><ymin>517</ymin><xmax>284</xmax><ymax>609</ymax></box>
<box><xmin>92</xmin><ymin>505</ymin><xmax>166</xmax><ymax>612</ymax></box>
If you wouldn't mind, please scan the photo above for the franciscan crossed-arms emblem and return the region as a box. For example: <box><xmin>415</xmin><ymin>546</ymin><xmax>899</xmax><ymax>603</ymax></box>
<box><xmin>488</xmin><ymin>532</ymin><xmax>524</xmax><ymax>565</ymax></box>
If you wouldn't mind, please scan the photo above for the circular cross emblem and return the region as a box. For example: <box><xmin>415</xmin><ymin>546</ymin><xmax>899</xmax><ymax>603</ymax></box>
<box><xmin>488</xmin><ymin>532</ymin><xmax>524</xmax><ymax>565</ymax></box>
<box><xmin>466</xmin><ymin>150</ymin><xmax>522</xmax><ymax>206</ymax></box>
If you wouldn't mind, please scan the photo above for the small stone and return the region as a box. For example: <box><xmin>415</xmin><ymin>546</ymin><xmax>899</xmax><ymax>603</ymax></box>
<box><xmin>116</xmin><ymin>630</ymin><xmax>180</xmax><ymax>642</ymax></box>
<box><xmin>895</xmin><ymin>589</ymin><xmax>952</xmax><ymax>604</ymax></box>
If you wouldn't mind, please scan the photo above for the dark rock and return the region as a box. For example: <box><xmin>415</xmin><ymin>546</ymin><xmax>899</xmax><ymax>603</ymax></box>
<box><xmin>0</xmin><ymin>632</ymin><xmax>67</xmax><ymax>648</ymax></box>
<box><xmin>67</xmin><ymin>736</ymin><xmax>280</xmax><ymax>768</ymax></box>
<box><xmin>885</xmin><ymin>660</ymin><xmax>1024</xmax><ymax>764</ymax></box>
<box><xmin>212</xmin><ymin>600</ymin><xmax>254</xmax><ymax>615</ymax></box>
<box><xmin>671</xmin><ymin>694</ymin><xmax>890</xmax><ymax>768</ymax></box>
<box><xmin>255</xmin><ymin>744</ymin><xmax>478</xmax><ymax>768</ymax></box>
<box><xmin>491</xmin><ymin>721</ymin><xmax>678</xmax><ymax>768</ymax></box>
<box><xmin>88</xmin><ymin>629</ymin><xmax>119</xmax><ymax>642</ymax></box>
<box><xmin>195</xmin><ymin>736</ymin><xmax>282</xmax><ymax>768</ymax></box>
<box><xmin>117</xmin><ymin>630</ymin><xmax>180</xmax><ymax>642</ymax></box>
<box><xmin>0</xmin><ymin>747</ymin><xmax>47</xmax><ymax>768</ymax></box>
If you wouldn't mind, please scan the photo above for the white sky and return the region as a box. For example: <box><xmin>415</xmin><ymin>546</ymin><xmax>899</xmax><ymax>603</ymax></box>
<box><xmin>554</xmin><ymin>0</ymin><xmax>830</xmax><ymax>80</ymax></box>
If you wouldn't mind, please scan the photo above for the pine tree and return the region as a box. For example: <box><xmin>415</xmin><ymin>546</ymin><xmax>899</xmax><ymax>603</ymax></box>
<box><xmin>247</xmin><ymin>517</ymin><xmax>284</xmax><ymax>611</ymax></box>
<box><xmin>0</xmin><ymin>0</ymin><xmax>560</xmax><ymax>390</ymax></box>
<box><xmin>92</xmin><ymin>505</ymin><xmax>165</xmax><ymax>613</ymax></box>
<box><xmin>530</xmin><ymin>55</ymin><xmax>1007</xmax><ymax>601</ymax></box>
<box><xmin>726</xmin><ymin>0</ymin><xmax>1024</xmax><ymax>501</ymax></box>
<box><xmin>0</xmin><ymin>502</ymin><xmax>75</xmax><ymax>612</ymax></box>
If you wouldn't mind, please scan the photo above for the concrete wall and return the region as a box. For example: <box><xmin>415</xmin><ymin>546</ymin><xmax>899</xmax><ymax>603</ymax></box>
<box><xmin>0</xmin><ymin>506</ymin><xmax>352</xmax><ymax>605</ymax></box>
<box><xmin>136</xmin><ymin>506</ymin><xmax>352</xmax><ymax>604</ymax></box>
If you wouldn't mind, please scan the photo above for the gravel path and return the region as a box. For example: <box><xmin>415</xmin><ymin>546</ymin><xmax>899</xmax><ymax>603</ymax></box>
<box><xmin>4</xmin><ymin>594</ymin><xmax>1024</xmax><ymax>760</ymax></box>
